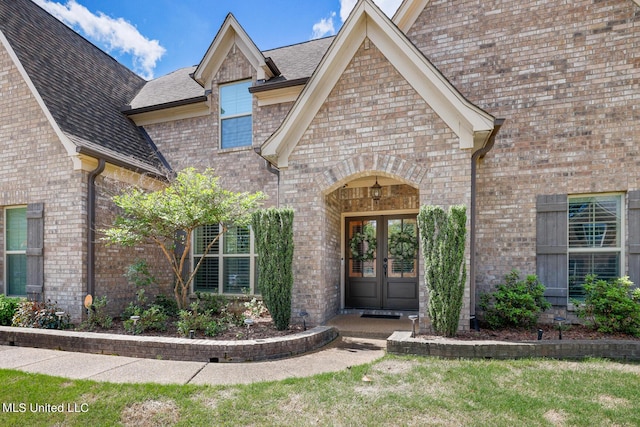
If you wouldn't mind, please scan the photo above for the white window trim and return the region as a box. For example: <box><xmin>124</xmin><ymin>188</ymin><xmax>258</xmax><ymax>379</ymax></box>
<box><xmin>4</xmin><ymin>205</ymin><xmax>27</xmax><ymax>297</ymax></box>
<box><xmin>190</xmin><ymin>224</ymin><xmax>258</xmax><ymax>295</ymax></box>
<box><xmin>219</xmin><ymin>80</ymin><xmax>253</xmax><ymax>150</ymax></box>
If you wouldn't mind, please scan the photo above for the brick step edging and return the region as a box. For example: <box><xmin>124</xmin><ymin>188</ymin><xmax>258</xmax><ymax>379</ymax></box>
<box><xmin>0</xmin><ymin>325</ymin><xmax>338</xmax><ymax>362</ymax></box>
<box><xmin>387</xmin><ymin>331</ymin><xmax>640</xmax><ymax>361</ymax></box>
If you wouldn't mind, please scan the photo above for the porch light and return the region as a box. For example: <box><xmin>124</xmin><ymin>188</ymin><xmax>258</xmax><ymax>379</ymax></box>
<box><xmin>370</xmin><ymin>177</ymin><xmax>382</xmax><ymax>201</ymax></box>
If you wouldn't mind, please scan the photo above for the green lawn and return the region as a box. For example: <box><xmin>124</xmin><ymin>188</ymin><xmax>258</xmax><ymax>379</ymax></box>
<box><xmin>1</xmin><ymin>356</ymin><xmax>639</xmax><ymax>426</ymax></box>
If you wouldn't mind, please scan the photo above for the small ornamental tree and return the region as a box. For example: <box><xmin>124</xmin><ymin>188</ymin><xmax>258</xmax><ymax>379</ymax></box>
<box><xmin>103</xmin><ymin>168</ymin><xmax>265</xmax><ymax>309</ymax></box>
<box><xmin>417</xmin><ymin>205</ymin><xmax>467</xmax><ymax>337</ymax></box>
<box><xmin>251</xmin><ymin>208</ymin><xmax>294</xmax><ymax>330</ymax></box>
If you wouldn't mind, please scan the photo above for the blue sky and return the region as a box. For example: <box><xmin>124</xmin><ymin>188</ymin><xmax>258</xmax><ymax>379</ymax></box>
<box><xmin>33</xmin><ymin>0</ymin><xmax>402</xmax><ymax>80</ymax></box>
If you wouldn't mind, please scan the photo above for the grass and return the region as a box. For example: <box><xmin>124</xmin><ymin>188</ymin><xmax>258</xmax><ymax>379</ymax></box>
<box><xmin>1</xmin><ymin>356</ymin><xmax>639</xmax><ymax>426</ymax></box>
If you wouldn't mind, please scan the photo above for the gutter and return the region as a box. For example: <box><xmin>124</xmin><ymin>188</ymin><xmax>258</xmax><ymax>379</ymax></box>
<box><xmin>253</xmin><ymin>147</ymin><xmax>280</xmax><ymax>207</ymax></box>
<box><xmin>470</xmin><ymin>118</ymin><xmax>505</xmax><ymax>324</ymax></box>
<box><xmin>120</xmin><ymin>96</ymin><xmax>207</xmax><ymax>116</ymax></box>
<box><xmin>87</xmin><ymin>159</ymin><xmax>106</xmax><ymax>301</ymax></box>
<box><xmin>249</xmin><ymin>77</ymin><xmax>309</xmax><ymax>93</ymax></box>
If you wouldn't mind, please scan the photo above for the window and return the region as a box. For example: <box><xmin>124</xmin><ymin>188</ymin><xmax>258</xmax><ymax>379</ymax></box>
<box><xmin>5</xmin><ymin>207</ymin><xmax>27</xmax><ymax>296</ymax></box>
<box><xmin>220</xmin><ymin>80</ymin><xmax>252</xmax><ymax>149</ymax></box>
<box><xmin>568</xmin><ymin>194</ymin><xmax>622</xmax><ymax>300</ymax></box>
<box><xmin>192</xmin><ymin>224</ymin><xmax>258</xmax><ymax>294</ymax></box>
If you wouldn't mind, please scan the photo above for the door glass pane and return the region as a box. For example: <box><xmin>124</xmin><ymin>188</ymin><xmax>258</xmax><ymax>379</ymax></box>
<box><xmin>348</xmin><ymin>220</ymin><xmax>377</xmax><ymax>278</ymax></box>
<box><xmin>387</xmin><ymin>218</ymin><xmax>418</xmax><ymax>278</ymax></box>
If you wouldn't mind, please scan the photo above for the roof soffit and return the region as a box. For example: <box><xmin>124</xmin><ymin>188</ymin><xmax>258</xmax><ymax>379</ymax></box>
<box><xmin>193</xmin><ymin>14</ymin><xmax>270</xmax><ymax>87</ymax></box>
<box><xmin>260</xmin><ymin>0</ymin><xmax>495</xmax><ymax>168</ymax></box>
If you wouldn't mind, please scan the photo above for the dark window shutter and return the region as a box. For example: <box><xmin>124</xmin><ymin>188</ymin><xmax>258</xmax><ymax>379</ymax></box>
<box><xmin>536</xmin><ymin>195</ymin><xmax>567</xmax><ymax>305</ymax></box>
<box><xmin>26</xmin><ymin>203</ymin><xmax>44</xmax><ymax>300</ymax></box>
<box><xmin>628</xmin><ymin>191</ymin><xmax>640</xmax><ymax>287</ymax></box>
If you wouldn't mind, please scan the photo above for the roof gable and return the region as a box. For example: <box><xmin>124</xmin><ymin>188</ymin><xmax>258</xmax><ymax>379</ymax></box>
<box><xmin>260</xmin><ymin>0</ymin><xmax>497</xmax><ymax>168</ymax></box>
<box><xmin>0</xmin><ymin>0</ymin><xmax>165</xmax><ymax>174</ymax></box>
<box><xmin>192</xmin><ymin>14</ymin><xmax>274</xmax><ymax>88</ymax></box>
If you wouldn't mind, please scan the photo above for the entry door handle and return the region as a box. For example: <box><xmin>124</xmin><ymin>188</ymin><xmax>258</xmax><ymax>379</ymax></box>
<box><xmin>383</xmin><ymin>258</ymin><xmax>387</xmax><ymax>277</ymax></box>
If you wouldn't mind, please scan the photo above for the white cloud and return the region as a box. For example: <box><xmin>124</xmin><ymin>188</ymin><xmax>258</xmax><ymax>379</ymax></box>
<box><xmin>33</xmin><ymin>0</ymin><xmax>165</xmax><ymax>79</ymax></box>
<box><xmin>311</xmin><ymin>12</ymin><xmax>336</xmax><ymax>39</ymax></box>
<box><xmin>312</xmin><ymin>0</ymin><xmax>403</xmax><ymax>39</ymax></box>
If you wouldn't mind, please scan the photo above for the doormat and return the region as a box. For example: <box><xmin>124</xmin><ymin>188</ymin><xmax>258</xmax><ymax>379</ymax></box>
<box><xmin>361</xmin><ymin>314</ymin><xmax>401</xmax><ymax>320</ymax></box>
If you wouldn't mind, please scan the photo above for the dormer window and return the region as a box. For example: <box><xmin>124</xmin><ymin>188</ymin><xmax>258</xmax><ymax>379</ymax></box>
<box><xmin>220</xmin><ymin>80</ymin><xmax>252</xmax><ymax>149</ymax></box>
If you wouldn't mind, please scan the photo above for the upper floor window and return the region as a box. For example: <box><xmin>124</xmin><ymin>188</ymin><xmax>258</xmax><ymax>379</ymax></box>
<box><xmin>220</xmin><ymin>80</ymin><xmax>252</xmax><ymax>149</ymax></box>
<box><xmin>5</xmin><ymin>206</ymin><xmax>27</xmax><ymax>296</ymax></box>
<box><xmin>568</xmin><ymin>194</ymin><xmax>622</xmax><ymax>300</ymax></box>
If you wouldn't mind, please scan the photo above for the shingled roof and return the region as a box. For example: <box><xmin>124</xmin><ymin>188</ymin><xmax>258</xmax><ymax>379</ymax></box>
<box><xmin>129</xmin><ymin>36</ymin><xmax>335</xmax><ymax>110</ymax></box>
<box><xmin>0</xmin><ymin>0</ymin><xmax>166</xmax><ymax>172</ymax></box>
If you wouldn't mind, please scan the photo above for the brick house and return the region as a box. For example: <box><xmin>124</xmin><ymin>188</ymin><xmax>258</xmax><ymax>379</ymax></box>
<box><xmin>1</xmin><ymin>0</ymin><xmax>639</xmax><ymax>330</ymax></box>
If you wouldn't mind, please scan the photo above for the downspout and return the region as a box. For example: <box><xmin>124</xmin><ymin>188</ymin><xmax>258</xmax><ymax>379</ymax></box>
<box><xmin>470</xmin><ymin>119</ymin><xmax>504</xmax><ymax>325</ymax></box>
<box><xmin>253</xmin><ymin>147</ymin><xmax>280</xmax><ymax>207</ymax></box>
<box><xmin>87</xmin><ymin>158</ymin><xmax>106</xmax><ymax>300</ymax></box>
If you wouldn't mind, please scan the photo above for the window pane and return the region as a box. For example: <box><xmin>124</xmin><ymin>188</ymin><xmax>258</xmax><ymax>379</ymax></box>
<box><xmin>6</xmin><ymin>207</ymin><xmax>27</xmax><ymax>251</ymax></box>
<box><xmin>220</xmin><ymin>81</ymin><xmax>251</xmax><ymax>118</ymax></box>
<box><xmin>569</xmin><ymin>196</ymin><xmax>620</xmax><ymax>248</ymax></box>
<box><xmin>221</xmin><ymin>115</ymin><xmax>252</xmax><ymax>148</ymax></box>
<box><xmin>194</xmin><ymin>224</ymin><xmax>219</xmax><ymax>255</ymax></box>
<box><xmin>223</xmin><ymin>257</ymin><xmax>250</xmax><ymax>294</ymax></box>
<box><xmin>224</xmin><ymin>226</ymin><xmax>250</xmax><ymax>254</ymax></box>
<box><xmin>569</xmin><ymin>252</ymin><xmax>620</xmax><ymax>300</ymax></box>
<box><xmin>7</xmin><ymin>253</ymin><xmax>26</xmax><ymax>296</ymax></box>
<box><xmin>193</xmin><ymin>256</ymin><xmax>219</xmax><ymax>293</ymax></box>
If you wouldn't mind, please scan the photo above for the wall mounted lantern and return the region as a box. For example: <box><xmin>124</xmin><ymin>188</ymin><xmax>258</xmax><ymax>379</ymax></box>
<box><xmin>370</xmin><ymin>177</ymin><xmax>382</xmax><ymax>201</ymax></box>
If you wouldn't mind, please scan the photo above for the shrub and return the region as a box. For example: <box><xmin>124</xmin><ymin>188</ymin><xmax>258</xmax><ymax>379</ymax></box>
<box><xmin>194</xmin><ymin>292</ymin><xmax>227</xmax><ymax>315</ymax></box>
<box><xmin>574</xmin><ymin>275</ymin><xmax>640</xmax><ymax>337</ymax></box>
<box><xmin>12</xmin><ymin>300</ymin><xmax>70</xmax><ymax>329</ymax></box>
<box><xmin>0</xmin><ymin>295</ymin><xmax>22</xmax><ymax>326</ymax></box>
<box><xmin>252</xmin><ymin>208</ymin><xmax>294</xmax><ymax>331</ymax></box>
<box><xmin>124</xmin><ymin>305</ymin><xmax>168</xmax><ymax>334</ymax></box>
<box><xmin>153</xmin><ymin>293</ymin><xmax>179</xmax><ymax>318</ymax></box>
<box><xmin>176</xmin><ymin>301</ymin><xmax>214</xmax><ymax>337</ymax></box>
<box><xmin>417</xmin><ymin>205</ymin><xmax>467</xmax><ymax>337</ymax></box>
<box><xmin>480</xmin><ymin>270</ymin><xmax>551</xmax><ymax>329</ymax></box>
<box><xmin>79</xmin><ymin>296</ymin><xmax>113</xmax><ymax>330</ymax></box>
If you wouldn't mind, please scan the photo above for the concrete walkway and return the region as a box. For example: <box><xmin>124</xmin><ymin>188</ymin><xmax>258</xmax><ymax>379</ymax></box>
<box><xmin>0</xmin><ymin>336</ymin><xmax>385</xmax><ymax>385</ymax></box>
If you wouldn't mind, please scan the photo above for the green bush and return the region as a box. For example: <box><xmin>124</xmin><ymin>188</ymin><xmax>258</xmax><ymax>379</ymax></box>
<box><xmin>12</xmin><ymin>300</ymin><xmax>70</xmax><ymax>329</ymax></box>
<box><xmin>252</xmin><ymin>208</ymin><xmax>294</xmax><ymax>331</ymax></box>
<box><xmin>194</xmin><ymin>292</ymin><xmax>227</xmax><ymax>315</ymax></box>
<box><xmin>153</xmin><ymin>293</ymin><xmax>179</xmax><ymax>317</ymax></box>
<box><xmin>0</xmin><ymin>295</ymin><xmax>22</xmax><ymax>326</ymax></box>
<box><xmin>79</xmin><ymin>296</ymin><xmax>113</xmax><ymax>330</ymax></box>
<box><xmin>480</xmin><ymin>270</ymin><xmax>551</xmax><ymax>329</ymax></box>
<box><xmin>417</xmin><ymin>205</ymin><xmax>467</xmax><ymax>337</ymax></box>
<box><xmin>124</xmin><ymin>305</ymin><xmax>168</xmax><ymax>334</ymax></box>
<box><xmin>574</xmin><ymin>275</ymin><xmax>640</xmax><ymax>337</ymax></box>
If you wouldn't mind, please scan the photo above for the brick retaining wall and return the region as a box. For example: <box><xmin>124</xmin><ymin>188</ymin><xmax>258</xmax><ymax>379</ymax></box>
<box><xmin>388</xmin><ymin>332</ymin><xmax>640</xmax><ymax>361</ymax></box>
<box><xmin>0</xmin><ymin>326</ymin><xmax>338</xmax><ymax>363</ymax></box>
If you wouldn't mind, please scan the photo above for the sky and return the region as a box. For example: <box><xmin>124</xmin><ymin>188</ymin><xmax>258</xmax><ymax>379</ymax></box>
<box><xmin>32</xmin><ymin>0</ymin><xmax>403</xmax><ymax>80</ymax></box>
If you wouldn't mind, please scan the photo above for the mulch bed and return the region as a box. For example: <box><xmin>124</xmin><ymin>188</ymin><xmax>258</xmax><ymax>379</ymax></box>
<box><xmin>420</xmin><ymin>324</ymin><xmax>640</xmax><ymax>341</ymax></box>
<box><xmin>80</xmin><ymin>316</ymin><xmax>304</xmax><ymax>341</ymax></box>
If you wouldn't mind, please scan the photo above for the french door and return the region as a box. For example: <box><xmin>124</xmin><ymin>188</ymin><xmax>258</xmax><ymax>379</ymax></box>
<box><xmin>345</xmin><ymin>215</ymin><xmax>419</xmax><ymax>310</ymax></box>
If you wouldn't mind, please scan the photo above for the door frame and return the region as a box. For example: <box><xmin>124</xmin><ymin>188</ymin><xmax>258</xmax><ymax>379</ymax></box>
<box><xmin>340</xmin><ymin>209</ymin><xmax>419</xmax><ymax>310</ymax></box>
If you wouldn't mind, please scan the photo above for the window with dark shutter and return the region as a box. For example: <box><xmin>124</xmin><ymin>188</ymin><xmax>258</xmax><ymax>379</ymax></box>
<box><xmin>536</xmin><ymin>195</ymin><xmax>568</xmax><ymax>305</ymax></box>
<box><xmin>26</xmin><ymin>203</ymin><xmax>44</xmax><ymax>300</ymax></box>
